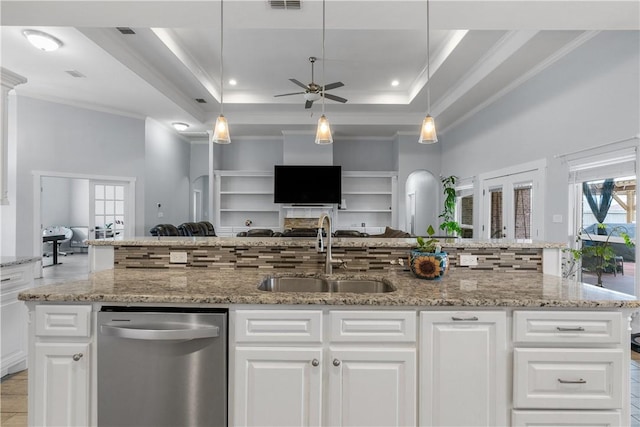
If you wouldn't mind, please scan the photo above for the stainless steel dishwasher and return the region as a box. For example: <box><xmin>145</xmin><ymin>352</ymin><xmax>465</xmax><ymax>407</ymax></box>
<box><xmin>98</xmin><ymin>307</ymin><xmax>227</xmax><ymax>427</ymax></box>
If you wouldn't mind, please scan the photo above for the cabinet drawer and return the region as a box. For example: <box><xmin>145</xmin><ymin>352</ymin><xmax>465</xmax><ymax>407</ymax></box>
<box><xmin>35</xmin><ymin>305</ymin><xmax>92</xmax><ymax>338</ymax></box>
<box><xmin>512</xmin><ymin>410</ymin><xmax>621</xmax><ymax>426</ymax></box>
<box><xmin>1</xmin><ymin>265</ymin><xmax>32</xmax><ymax>292</ymax></box>
<box><xmin>329</xmin><ymin>311</ymin><xmax>416</xmax><ymax>342</ymax></box>
<box><xmin>513</xmin><ymin>311</ymin><xmax>622</xmax><ymax>344</ymax></box>
<box><xmin>234</xmin><ymin>310</ymin><xmax>322</xmax><ymax>343</ymax></box>
<box><xmin>513</xmin><ymin>348</ymin><xmax>623</xmax><ymax>409</ymax></box>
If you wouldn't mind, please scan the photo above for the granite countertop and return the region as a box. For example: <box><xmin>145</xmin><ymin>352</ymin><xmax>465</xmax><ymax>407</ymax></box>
<box><xmin>1</xmin><ymin>256</ymin><xmax>40</xmax><ymax>268</ymax></box>
<box><xmin>19</xmin><ymin>268</ymin><xmax>639</xmax><ymax>308</ymax></box>
<box><xmin>88</xmin><ymin>236</ymin><xmax>567</xmax><ymax>249</ymax></box>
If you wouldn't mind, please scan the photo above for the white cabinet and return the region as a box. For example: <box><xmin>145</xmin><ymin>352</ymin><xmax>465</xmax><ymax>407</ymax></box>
<box><xmin>1</xmin><ymin>262</ymin><xmax>35</xmax><ymax>377</ymax></box>
<box><xmin>32</xmin><ymin>342</ymin><xmax>90</xmax><ymax>426</ymax></box>
<box><xmin>232</xmin><ymin>309</ymin><xmax>416</xmax><ymax>427</ymax></box>
<box><xmin>29</xmin><ymin>305</ymin><xmax>92</xmax><ymax>427</ymax></box>
<box><xmin>419</xmin><ymin>311</ymin><xmax>508</xmax><ymax>427</ymax></box>
<box><xmin>234</xmin><ymin>347</ymin><xmax>322</xmax><ymax>426</ymax></box>
<box><xmin>327</xmin><ymin>348</ymin><xmax>415</xmax><ymax>427</ymax></box>
<box><xmin>512</xmin><ymin>310</ymin><xmax>627</xmax><ymax>425</ymax></box>
<box><xmin>215</xmin><ymin>171</ymin><xmax>280</xmax><ymax>234</ymax></box>
<box><xmin>337</xmin><ymin>172</ymin><xmax>397</xmax><ymax>232</ymax></box>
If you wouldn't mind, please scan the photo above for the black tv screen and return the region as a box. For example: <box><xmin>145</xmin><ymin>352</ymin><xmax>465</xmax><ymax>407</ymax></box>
<box><xmin>274</xmin><ymin>165</ymin><xmax>342</xmax><ymax>204</ymax></box>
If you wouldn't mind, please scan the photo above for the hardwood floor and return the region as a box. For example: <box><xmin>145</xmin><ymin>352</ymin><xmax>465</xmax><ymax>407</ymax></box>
<box><xmin>1</xmin><ymin>370</ymin><xmax>27</xmax><ymax>427</ymax></box>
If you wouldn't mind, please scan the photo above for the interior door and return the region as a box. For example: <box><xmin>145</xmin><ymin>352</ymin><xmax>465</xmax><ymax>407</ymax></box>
<box><xmin>89</xmin><ymin>181</ymin><xmax>129</xmax><ymax>239</ymax></box>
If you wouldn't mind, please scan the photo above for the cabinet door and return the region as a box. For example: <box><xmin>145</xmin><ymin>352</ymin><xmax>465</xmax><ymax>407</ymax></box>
<box><xmin>420</xmin><ymin>311</ymin><xmax>507</xmax><ymax>427</ymax></box>
<box><xmin>233</xmin><ymin>347</ymin><xmax>322</xmax><ymax>427</ymax></box>
<box><xmin>327</xmin><ymin>348</ymin><xmax>416</xmax><ymax>427</ymax></box>
<box><xmin>1</xmin><ymin>294</ymin><xmax>29</xmax><ymax>375</ymax></box>
<box><xmin>32</xmin><ymin>342</ymin><xmax>90</xmax><ymax>427</ymax></box>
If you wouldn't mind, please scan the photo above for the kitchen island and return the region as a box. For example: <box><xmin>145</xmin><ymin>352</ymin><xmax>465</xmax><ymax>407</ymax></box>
<box><xmin>19</xmin><ymin>263</ymin><xmax>639</xmax><ymax>427</ymax></box>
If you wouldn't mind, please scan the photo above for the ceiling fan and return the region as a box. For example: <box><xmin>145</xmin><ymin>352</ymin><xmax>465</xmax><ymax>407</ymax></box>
<box><xmin>274</xmin><ymin>56</ymin><xmax>347</xmax><ymax>109</ymax></box>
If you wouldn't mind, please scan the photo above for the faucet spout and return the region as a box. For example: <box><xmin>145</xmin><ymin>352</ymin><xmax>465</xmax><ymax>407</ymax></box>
<box><xmin>318</xmin><ymin>214</ymin><xmax>334</xmax><ymax>274</ymax></box>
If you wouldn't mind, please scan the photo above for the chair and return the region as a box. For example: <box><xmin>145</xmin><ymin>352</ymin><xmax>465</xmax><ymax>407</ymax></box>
<box><xmin>237</xmin><ymin>229</ymin><xmax>276</xmax><ymax>237</ymax></box>
<box><xmin>150</xmin><ymin>224</ymin><xmax>181</xmax><ymax>236</ymax></box>
<box><xmin>178</xmin><ymin>222</ymin><xmax>206</xmax><ymax>236</ymax></box>
<box><xmin>366</xmin><ymin>226</ymin><xmax>411</xmax><ymax>238</ymax></box>
<box><xmin>42</xmin><ymin>226</ymin><xmax>73</xmax><ymax>257</ymax></box>
<box><xmin>198</xmin><ymin>221</ymin><xmax>217</xmax><ymax>236</ymax></box>
<box><xmin>281</xmin><ymin>228</ymin><xmax>326</xmax><ymax>237</ymax></box>
<box><xmin>333</xmin><ymin>230</ymin><xmax>370</xmax><ymax>237</ymax></box>
<box><xmin>69</xmin><ymin>226</ymin><xmax>89</xmax><ymax>253</ymax></box>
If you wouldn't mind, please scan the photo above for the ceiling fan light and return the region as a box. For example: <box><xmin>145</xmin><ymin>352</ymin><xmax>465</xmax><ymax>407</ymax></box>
<box><xmin>418</xmin><ymin>114</ymin><xmax>438</xmax><ymax>144</ymax></box>
<box><xmin>304</xmin><ymin>92</ymin><xmax>321</xmax><ymax>102</ymax></box>
<box><xmin>315</xmin><ymin>114</ymin><xmax>333</xmax><ymax>145</ymax></box>
<box><xmin>212</xmin><ymin>114</ymin><xmax>231</xmax><ymax>144</ymax></box>
<box><xmin>23</xmin><ymin>29</ymin><xmax>62</xmax><ymax>52</ymax></box>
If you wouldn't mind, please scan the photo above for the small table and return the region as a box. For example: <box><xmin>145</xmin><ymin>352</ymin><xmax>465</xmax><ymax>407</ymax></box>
<box><xmin>43</xmin><ymin>234</ymin><xmax>66</xmax><ymax>266</ymax></box>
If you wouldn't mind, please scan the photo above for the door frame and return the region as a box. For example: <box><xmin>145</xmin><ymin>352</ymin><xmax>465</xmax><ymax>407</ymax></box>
<box><xmin>32</xmin><ymin>171</ymin><xmax>136</xmax><ymax>271</ymax></box>
<box><xmin>477</xmin><ymin>159</ymin><xmax>546</xmax><ymax>240</ymax></box>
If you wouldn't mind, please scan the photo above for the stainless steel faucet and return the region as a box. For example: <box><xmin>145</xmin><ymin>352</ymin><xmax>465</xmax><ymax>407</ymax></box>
<box><xmin>317</xmin><ymin>214</ymin><xmax>342</xmax><ymax>274</ymax></box>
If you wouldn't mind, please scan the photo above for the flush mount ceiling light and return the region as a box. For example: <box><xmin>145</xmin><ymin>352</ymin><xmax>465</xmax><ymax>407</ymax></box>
<box><xmin>23</xmin><ymin>29</ymin><xmax>62</xmax><ymax>52</ymax></box>
<box><xmin>418</xmin><ymin>0</ymin><xmax>438</xmax><ymax>144</ymax></box>
<box><xmin>391</xmin><ymin>80</ymin><xmax>399</xmax><ymax>87</ymax></box>
<box><xmin>172</xmin><ymin>122</ymin><xmax>189</xmax><ymax>131</ymax></box>
<box><xmin>212</xmin><ymin>0</ymin><xmax>231</xmax><ymax>144</ymax></box>
<box><xmin>228</xmin><ymin>79</ymin><xmax>237</xmax><ymax>86</ymax></box>
<box><xmin>314</xmin><ymin>0</ymin><xmax>333</xmax><ymax>145</ymax></box>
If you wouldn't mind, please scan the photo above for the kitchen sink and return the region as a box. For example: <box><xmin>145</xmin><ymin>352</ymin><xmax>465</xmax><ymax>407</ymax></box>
<box><xmin>257</xmin><ymin>276</ymin><xmax>395</xmax><ymax>293</ymax></box>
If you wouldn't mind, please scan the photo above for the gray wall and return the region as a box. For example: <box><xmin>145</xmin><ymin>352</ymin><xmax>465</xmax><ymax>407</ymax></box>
<box><xmin>217</xmin><ymin>137</ymin><xmax>283</xmax><ymax>170</ymax></box>
<box><xmin>41</xmin><ymin>177</ymin><xmax>89</xmax><ymax>228</ymax></box>
<box><xmin>13</xmin><ymin>96</ymin><xmax>146</xmax><ymax>257</ymax></box>
<box><xmin>144</xmin><ymin>119</ymin><xmax>190</xmax><ymax>232</ymax></box>
<box><xmin>440</xmin><ymin>31</ymin><xmax>640</xmax><ymax>242</ymax></box>
<box><xmin>333</xmin><ymin>138</ymin><xmax>396</xmax><ymax>171</ymax></box>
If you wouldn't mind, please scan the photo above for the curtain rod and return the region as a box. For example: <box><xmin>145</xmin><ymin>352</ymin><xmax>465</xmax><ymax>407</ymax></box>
<box><xmin>554</xmin><ymin>134</ymin><xmax>639</xmax><ymax>159</ymax></box>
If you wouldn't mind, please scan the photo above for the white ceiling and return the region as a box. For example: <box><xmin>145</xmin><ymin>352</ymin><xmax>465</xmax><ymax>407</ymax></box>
<box><xmin>2</xmin><ymin>1</ymin><xmax>639</xmax><ymax>140</ymax></box>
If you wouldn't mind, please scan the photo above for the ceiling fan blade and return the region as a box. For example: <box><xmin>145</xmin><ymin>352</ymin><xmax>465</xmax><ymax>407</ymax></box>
<box><xmin>323</xmin><ymin>82</ymin><xmax>344</xmax><ymax>91</ymax></box>
<box><xmin>322</xmin><ymin>93</ymin><xmax>348</xmax><ymax>103</ymax></box>
<box><xmin>289</xmin><ymin>78</ymin><xmax>309</xmax><ymax>90</ymax></box>
<box><xmin>274</xmin><ymin>92</ymin><xmax>306</xmax><ymax>97</ymax></box>
<box><xmin>304</xmin><ymin>99</ymin><xmax>314</xmax><ymax>109</ymax></box>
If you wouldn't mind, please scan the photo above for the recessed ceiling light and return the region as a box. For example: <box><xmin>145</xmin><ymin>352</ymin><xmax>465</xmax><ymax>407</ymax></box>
<box><xmin>229</xmin><ymin>79</ymin><xmax>237</xmax><ymax>86</ymax></box>
<box><xmin>172</xmin><ymin>122</ymin><xmax>189</xmax><ymax>131</ymax></box>
<box><xmin>391</xmin><ymin>80</ymin><xmax>399</xmax><ymax>87</ymax></box>
<box><xmin>22</xmin><ymin>29</ymin><xmax>62</xmax><ymax>52</ymax></box>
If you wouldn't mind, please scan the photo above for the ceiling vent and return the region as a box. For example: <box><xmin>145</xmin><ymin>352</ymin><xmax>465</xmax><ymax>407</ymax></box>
<box><xmin>195</xmin><ymin>98</ymin><xmax>207</xmax><ymax>104</ymax></box>
<box><xmin>65</xmin><ymin>70</ymin><xmax>86</xmax><ymax>78</ymax></box>
<box><xmin>268</xmin><ymin>0</ymin><xmax>301</xmax><ymax>9</ymax></box>
<box><xmin>116</xmin><ymin>27</ymin><xmax>136</xmax><ymax>35</ymax></box>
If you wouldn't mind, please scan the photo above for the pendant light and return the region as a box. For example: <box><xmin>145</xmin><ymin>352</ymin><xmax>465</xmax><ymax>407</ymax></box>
<box><xmin>418</xmin><ymin>0</ymin><xmax>438</xmax><ymax>144</ymax></box>
<box><xmin>314</xmin><ymin>0</ymin><xmax>333</xmax><ymax>145</ymax></box>
<box><xmin>212</xmin><ymin>0</ymin><xmax>231</xmax><ymax>144</ymax></box>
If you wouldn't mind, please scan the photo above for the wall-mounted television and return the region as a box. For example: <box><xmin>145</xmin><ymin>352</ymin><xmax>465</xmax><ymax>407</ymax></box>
<box><xmin>274</xmin><ymin>165</ymin><xmax>341</xmax><ymax>204</ymax></box>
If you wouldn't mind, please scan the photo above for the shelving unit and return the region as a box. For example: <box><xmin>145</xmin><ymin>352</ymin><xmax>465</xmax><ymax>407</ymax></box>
<box><xmin>214</xmin><ymin>171</ymin><xmax>280</xmax><ymax>236</ymax></box>
<box><xmin>337</xmin><ymin>171</ymin><xmax>397</xmax><ymax>233</ymax></box>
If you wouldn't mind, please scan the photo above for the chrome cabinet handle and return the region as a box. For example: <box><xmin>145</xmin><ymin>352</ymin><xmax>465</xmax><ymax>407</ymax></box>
<box><xmin>556</xmin><ymin>327</ymin><xmax>585</xmax><ymax>332</ymax></box>
<box><xmin>72</xmin><ymin>353</ymin><xmax>83</xmax><ymax>362</ymax></box>
<box><xmin>558</xmin><ymin>378</ymin><xmax>586</xmax><ymax>384</ymax></box>
<box><xmin>452</xmin><ymin>316</ymin><xmax>479</xmax><ymax>321</ymax></box>
<box><xmin>333</xmin><ymin>359</ymin><xmax>341</xmax><ymax>367</ymax></box>
<box><xmin>311</xmin><ymin>359</ymin><xmax>319</xmax><ymax>367</ymax></box>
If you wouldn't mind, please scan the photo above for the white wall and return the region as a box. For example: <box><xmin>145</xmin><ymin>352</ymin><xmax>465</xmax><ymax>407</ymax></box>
<box><xmin>440</xmin><ymin>31</ymin><xmax>640</xmax><ymax>242</ymax></box>
<box><xmin>283</xmin><ymin>131</ymin><xmax>332</xmax><ymax>165</ymax></box>
<box><xmin>144</xmin><ymin>118</ymin><xmax>190</xmax><ymax>232</ymax></box>
<box><xmin>13</xmin><ymin>96</ymin><xmax>146</xmax><ymax>257</ymax></box>
<box><xmin>333</xmin><ymin>138</ymin><xmax>395</xmax><ymax>171</ymax></box>
<box><xmin>396</xmin><ymin>133</ymin><xmax>442</xmax><ymax>232</ymax></box>
<box><xmin>41</xmin><ymin>177</ymin><xmax>71</xmax><ymax>227</ymax></box>
<box><xmin>69</xmin><ymin>179</ymin><xmax>89</xmax><ymax>226</ymax></box>
<box><xmin>217</xmin><ymin>137</ymin><xmax>283</xmax><ymax>170</ymax></box>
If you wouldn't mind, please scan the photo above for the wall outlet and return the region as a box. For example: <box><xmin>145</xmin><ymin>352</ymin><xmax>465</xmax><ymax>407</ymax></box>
<box><xmin>157</xmin><ymin>212</ymin><xmax>164</xmax><ymax>218</ymax></box>
<box><xmin>459</xmin><ymin>254</ymin><xmax>478</xmax><ymax>266</ymax></box>
<box><xmin>169</xmin><ymin>251</ymin><xmax>188</xmax><ymax>264</ymax></box>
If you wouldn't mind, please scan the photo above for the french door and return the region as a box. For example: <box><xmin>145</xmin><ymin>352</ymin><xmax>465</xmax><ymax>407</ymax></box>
<box><xmin>480</xmin><ymin>163</ymin><xmax>544</xmax><ymax>240</ymax></box>
<box><xmin>88</xmin><ymin>181</ymin><xmax>129</xmax><ymax>239</ymax></box>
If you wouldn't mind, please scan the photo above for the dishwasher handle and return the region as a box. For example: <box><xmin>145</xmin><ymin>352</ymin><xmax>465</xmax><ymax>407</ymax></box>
<box><xmin>100</xmin><ymin>323</ymin><xmax>220</xmax><ymax>341</ymax></box>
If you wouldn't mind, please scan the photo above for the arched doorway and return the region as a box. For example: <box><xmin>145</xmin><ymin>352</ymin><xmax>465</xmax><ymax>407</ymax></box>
<box><xmin>406</xmin><ymin>170</ymin><xmax>439</xmax><ymax>236</ymax></box>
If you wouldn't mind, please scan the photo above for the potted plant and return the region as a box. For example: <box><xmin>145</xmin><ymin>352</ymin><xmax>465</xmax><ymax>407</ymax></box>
<box><xmin>563</xmin><ymin>223</ymin><xmax>634</xmax><ymax>286</ymax></box>
<box><xmin>409</xmin><ymin>225</ymin><xmax>449</xmax><ymax>280</ymax></box>
<box><xmin>439</xmin><ymin>175</ymin><xmax>462</xmax><ymax>237</ymax></box>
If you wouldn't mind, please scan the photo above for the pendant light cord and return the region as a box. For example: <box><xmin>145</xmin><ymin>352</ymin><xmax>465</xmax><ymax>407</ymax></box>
<box><xmin>321</xmin><ymin>0</ymin><xmax>326</xmax><ymax>115</ymax></box>
<box><xmin>426</xmin><ymin>0</ymin><xmax>430</xmax><ymax>115</ymax></box>
<box><xmin>220</xmin><ymin>0</ymin><xmax>224</xmax><ymax>115</ymax></box>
